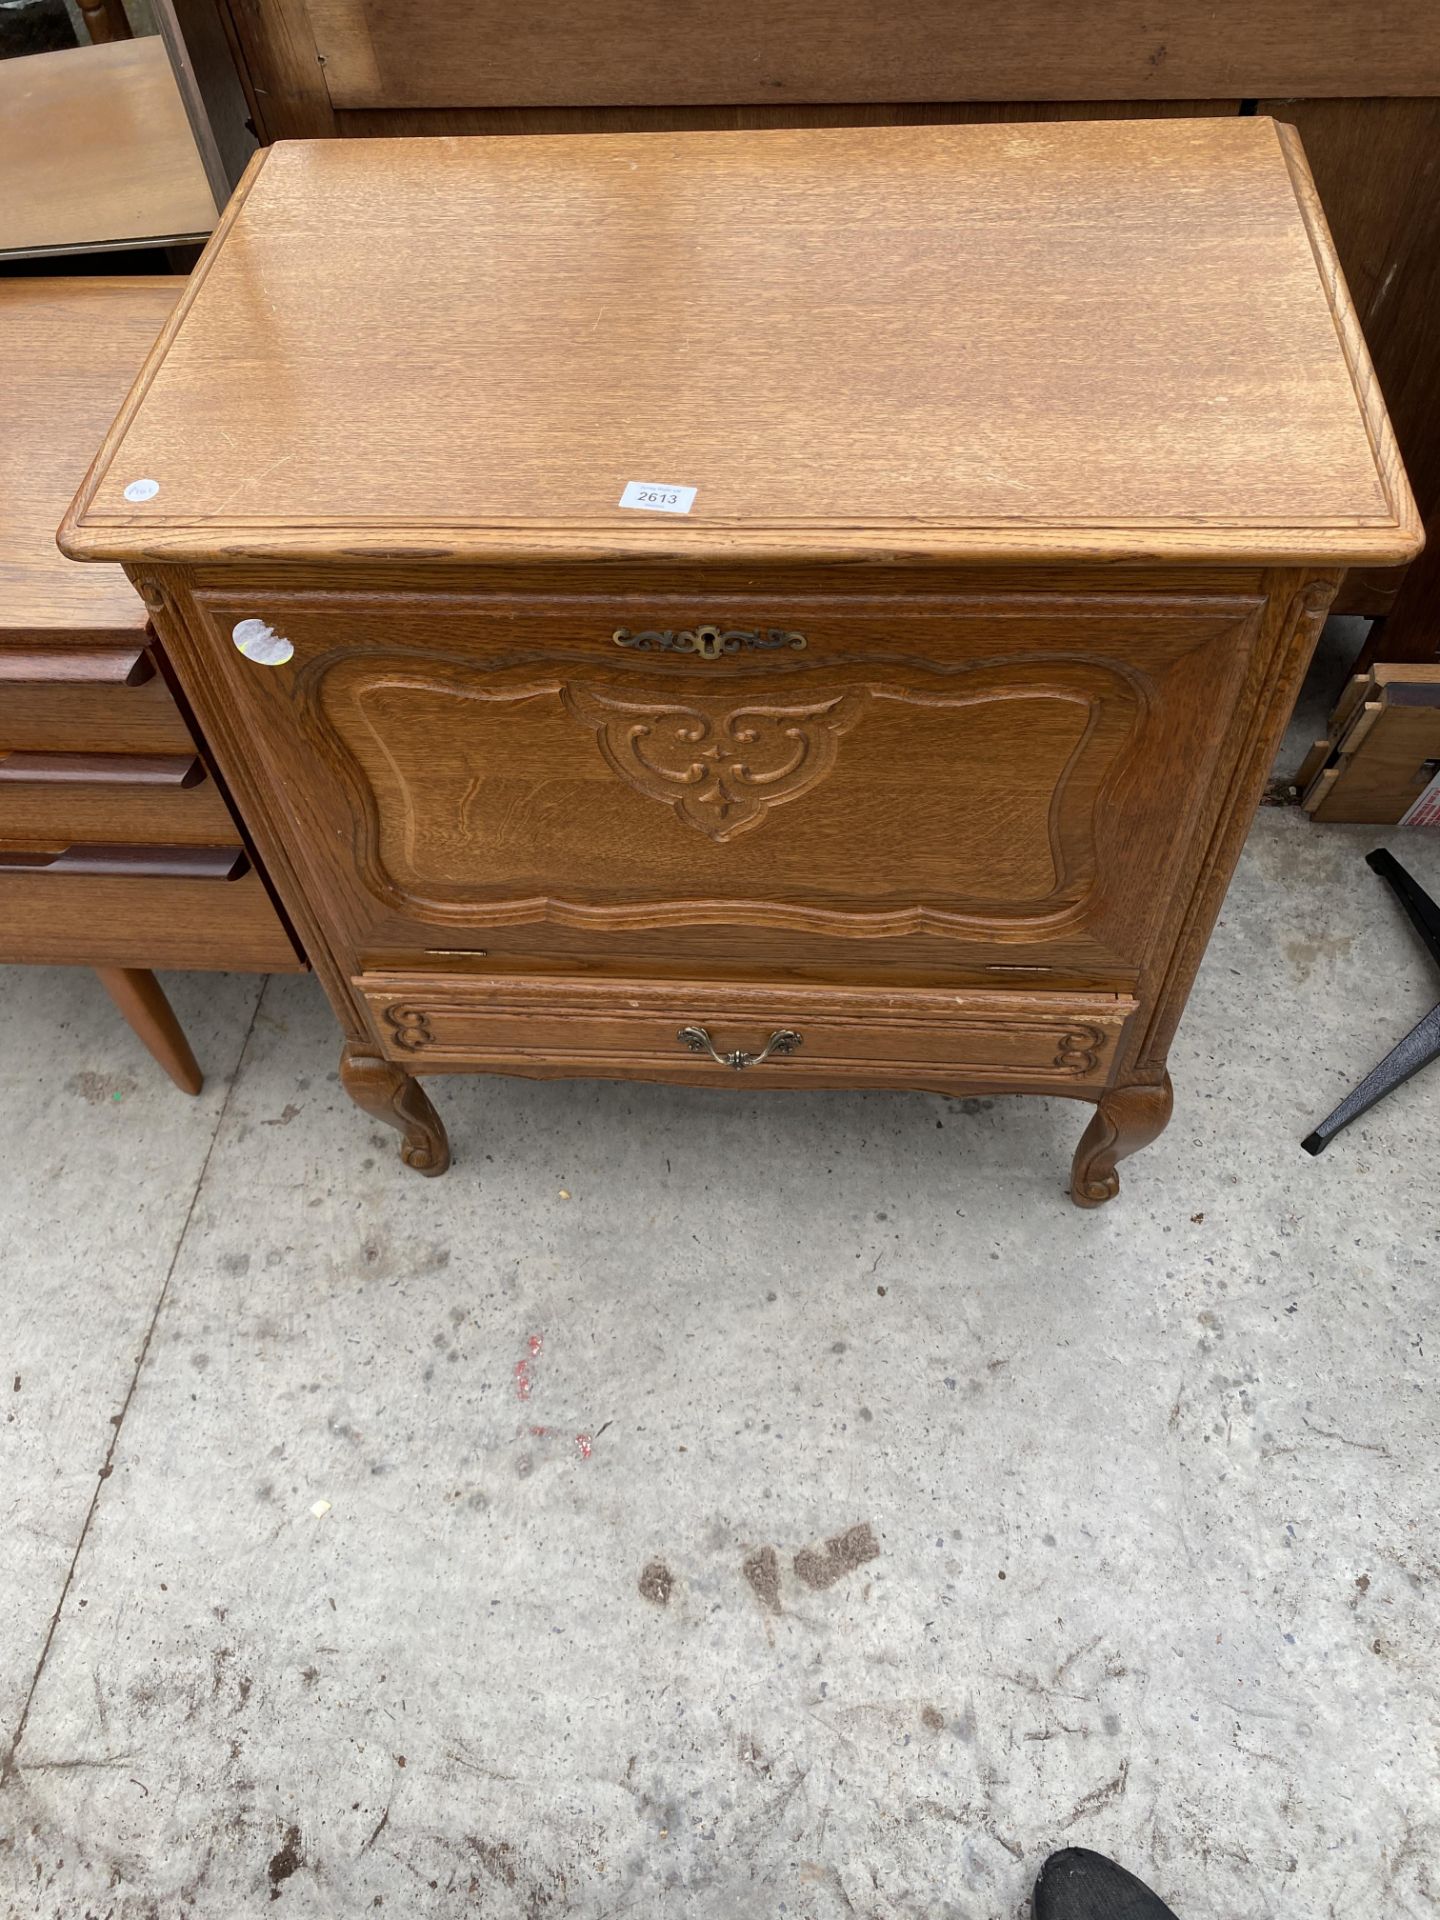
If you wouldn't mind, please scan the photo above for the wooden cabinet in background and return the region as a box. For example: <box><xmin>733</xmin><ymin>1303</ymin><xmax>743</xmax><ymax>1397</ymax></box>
<box><xmin>60</xmin><ymin>123</ymin><xmax>1418</xmax><ymax>1193</ymax></box>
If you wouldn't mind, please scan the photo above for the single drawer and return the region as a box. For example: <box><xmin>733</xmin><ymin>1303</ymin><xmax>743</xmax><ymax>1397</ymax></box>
<box><xmin>0</xmin><ymin>859</ymin><xmax>303</xmax><ymax>970</ymax></box>
<box><xmin>0</xmin><ymin>643</ymin><xmax>194</xmax><ymax>754</ymax></box>
<box><xmin>0</xmin><ymin>750</ymin><xmax>236</xmax><ymax>844</ymax></box>
<box><xmin>354</xmin><ymin>969</ymin><xmax>1136</xmax><ymax>1091</ymax></box>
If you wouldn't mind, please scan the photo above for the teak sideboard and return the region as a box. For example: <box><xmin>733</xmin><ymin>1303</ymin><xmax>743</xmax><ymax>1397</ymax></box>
<box><xmin>60</xmin><ymin>122</ymin><xmax>1420</xmax><ymax>1200</ymax></box>
<box><xmin>1</xmin><ymin>278</ymin><xmax>302</xmax><ymax>1090</ymax></box>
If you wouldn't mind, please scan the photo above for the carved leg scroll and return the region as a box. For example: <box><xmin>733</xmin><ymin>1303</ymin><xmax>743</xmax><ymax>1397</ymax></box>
<box><xmin>340</xmin><ymin>1043</ymin><xmax>451</xmax><ymax>1176</ymax></box>
<box><xmin>1069</xmin><ymin>1074</ymin><xmax>1173</xmax><ymax>1208</ymax></box>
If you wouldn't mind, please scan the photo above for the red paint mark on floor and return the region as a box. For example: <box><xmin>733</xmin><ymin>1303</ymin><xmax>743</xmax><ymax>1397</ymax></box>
<box><xmin>528</xmin><ymin>1333</ymin><xmax>543</xmax><ymax>1357</ymax></box>
<box><xmin>576</xmin><ymin>1433</ymin><xmax>593</xmax><ymax>1460</ymax></box>
<box><xmin>514</xmin><ymin>1360</ymin><xmax>532</xmax><ymax>1401</ymax></box>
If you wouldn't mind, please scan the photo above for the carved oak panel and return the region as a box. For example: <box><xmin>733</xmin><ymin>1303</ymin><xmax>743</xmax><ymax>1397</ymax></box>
<box><xmin>189</xmin><ymin>590</ymin><xmax>1265</xmax><ymax>976</ymax></box>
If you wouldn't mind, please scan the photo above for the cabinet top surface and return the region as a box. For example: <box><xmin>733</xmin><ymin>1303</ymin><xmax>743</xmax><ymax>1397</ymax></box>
<box><xmin>61</xmin><ymin>120</ymin><xmax>1420</xmax><ymax>569</ymax></box>
<box><xmin>2</xmin><ymin>277</ymin><xmax>184</xmax><ymax>635</ymax></box>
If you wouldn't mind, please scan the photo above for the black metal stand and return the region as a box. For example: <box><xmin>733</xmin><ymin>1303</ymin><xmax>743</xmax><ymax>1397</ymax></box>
<box><xmin>1302</xmin><ymin>848</ymin><xmax>1440</xmax><ymax>1155</ymax></box>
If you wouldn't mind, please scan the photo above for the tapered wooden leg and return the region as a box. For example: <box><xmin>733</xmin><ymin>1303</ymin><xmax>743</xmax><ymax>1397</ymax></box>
<box><xmin>339</xmin><ymin>1043</ymin><xmax>451</xmax><ymax>1175</ymax></box>
<box><xmin>77</xmin><ymin>0</ymin><xmax>131</xmax><ymax>42</ymax></box>
<box><xmin>1069</xmin><ymin>1074</ymin><xmax>1173</xmax><ymax>1208</ymax></box>
<box><xmin>94</xmin><ymin>967</ymin><xmax>202</xmax><ymax>1094</ymax></box>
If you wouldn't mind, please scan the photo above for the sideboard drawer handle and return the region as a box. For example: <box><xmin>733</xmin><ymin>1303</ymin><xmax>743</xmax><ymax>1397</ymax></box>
<box><xmin>677</xmin><ymin>1024</ymin><xmax>803</xmax><ymax>1069</ymax></box>
<box><xmin>0</xmin><ymin>843</ymin><xmax>249</xmax><ymax>880</ymax></box>
<box><xmin>0</xmin><ymin>645</ymin><xmax>155</xmax><ymax>687</ymax></box>
<box><xmin>0</xmin><ymin>751</ymin><xmax>205</xmax><ymax>788</ymax></box>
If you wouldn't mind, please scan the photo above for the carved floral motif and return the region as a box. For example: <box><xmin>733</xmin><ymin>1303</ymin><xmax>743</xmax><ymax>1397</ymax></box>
<box><xmin>563</xmin><ymin>685</ymin><xmax>867</xmax><ymax>841</ymax></box>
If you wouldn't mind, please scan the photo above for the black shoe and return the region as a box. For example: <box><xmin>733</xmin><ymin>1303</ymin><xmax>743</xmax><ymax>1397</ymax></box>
<box><xmin>1033</xmin><ymin>1849</ymin><xmax>1180</xmax><ymax>1920</ymax></box>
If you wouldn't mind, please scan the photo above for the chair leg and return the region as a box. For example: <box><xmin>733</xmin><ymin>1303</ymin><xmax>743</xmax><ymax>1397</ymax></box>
<box><xmin>1302</xmin><ymin>849</ymin><xmax>1440</xmax><ymax>1154</ymax></box>
<box><xmin>94</xmin><ymin>967</ymin><xmax>203</xmax><ymax>1095</ymax></box>
<box><xmin>1302</xmin><ymin>1000</ymin><xmax>1440</xmax><ymax>1154</ymax></box>
<box><xmin>1367</xmin><ymin>847</ymin><xmax>1440</xmax><ymax>974</ymax></box>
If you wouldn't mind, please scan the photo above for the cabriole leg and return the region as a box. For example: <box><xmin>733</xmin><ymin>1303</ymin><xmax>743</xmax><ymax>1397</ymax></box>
<box><xmin>1069</xmin><ymin>1074</ymin><xmax>1173</xmax><ymax>1208</ymax></box>
<box><xmin>340</xmin><ymin>1043</ymin><xmax>451</xmax><ymax>1176</ymax></box>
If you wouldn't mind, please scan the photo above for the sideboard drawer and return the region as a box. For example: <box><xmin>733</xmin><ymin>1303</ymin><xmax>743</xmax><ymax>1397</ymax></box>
<box><xmin>0</xmin><ymin>750</ymin><xmax>235</xmax><ymax>845</ymax></box>
<box><xmin>0</xmin><ymin>863</ymin><xmax>302</xmax><ymax>970</ymax></box>
<box><xmin>0</xmin><ymin>644</ymin><xmax>194</xmax><ymax>755</ymax></box>
<box><xmin>354</xmin><ymin>969</ymin><xmax>1137</xmax><ymax>1091</ymax></box>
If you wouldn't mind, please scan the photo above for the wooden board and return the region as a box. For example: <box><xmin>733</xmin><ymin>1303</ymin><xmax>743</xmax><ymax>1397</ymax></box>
<box><xmin>305</xmin><ymin>0</ymin><xmax>1440</xmax><ymax>110</ymax></box>
<box><xmin>0</xmin><ymin>39</ymin><xmax>217</xmax><ymax>258</ymax></box>
<box><xmin>60</xmin><ymin>121</ymin><xmax>1419</xmax><ymax>570</ymax></box>
<box><xmin>330</xmin><ymin>99</ymin><xmax>1243</xmax><ymax>142</ymax></box>
<box><xmin>1306</xmin><ymin>694</ymin><xmax>1440</xmax><ymax>822</ymax></box>
<box><xmin>0</xmin><ymin>279</ymin><xmax>184</xmax><ymax>637</ymax></box>
<box><xmin>1301</xmin><ymin>663</ymin><xmax>1440</xmax><ymax>822</ymax></box>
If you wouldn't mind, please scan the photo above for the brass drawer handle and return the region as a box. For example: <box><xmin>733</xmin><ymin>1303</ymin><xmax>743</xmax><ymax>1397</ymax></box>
<box><xmin>614</xmin><ymin>624</ymin><xmax>806</xmax><ymax>660</ymax></box>
<box><xmin>678</xmin><ymin>1024</ymin><xmax>803</xmax><ymax>1069</ymax></box>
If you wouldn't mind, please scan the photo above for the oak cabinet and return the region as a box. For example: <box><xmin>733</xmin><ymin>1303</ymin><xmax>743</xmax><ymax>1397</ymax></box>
<box><xmin>60</xmin><ymin>122</ymin><xmax>1420</xmax><ymax>1197</ymax></box>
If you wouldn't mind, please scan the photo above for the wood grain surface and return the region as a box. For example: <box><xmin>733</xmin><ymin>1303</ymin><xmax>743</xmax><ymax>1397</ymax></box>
<box><xmin>305</xmin><ymin>0</ymin><xmax>1440</xmax><ymax>110</ymax></box>
<box><xmin>0</xmin><ymin>279</ymin><xmax>184</xmax><ymax>636</ymax></box>
<box><xmin>0</xmin><ymin>40</ymin><xmax>217</xmax><ymax>258</ymax></box>
<box><xmin>61</xmin><ymin>120</ymin><xmax>1419</xmax><ymax>569</ymax></box>
<box><xmin>0</xmin><ymin>868</ymin><xmax>302</xmax><ymax>968</ymax></box>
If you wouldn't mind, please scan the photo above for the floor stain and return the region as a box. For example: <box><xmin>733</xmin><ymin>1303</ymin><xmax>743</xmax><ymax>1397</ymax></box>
<box><xmin>743</xmin><ymin>1546</ymin><xmax>782</xmax><ymax>1615</ymax></box>
<box><xmin>1284</xmin><ymin>932</ymin><xmax>1354</xmax><ymax>983</ymax></box>
<box><xmin>1060</xmin><ymin>1759</ymin><xmax>1130</xmax><ymax>1829</ymax></box>
<box><xmin>794</xmin><ymin>1522</ymin><xmax>881</xmax><ymax>1590</ymax></box>
<box><xmin>266</xmin><ymin>1824</ymin><xmax>303</xmax><ymax>1899</ymax></box>
<box><xmin>67</xmin><ymin>1070</ymin><xmax>138</xmax><ymax>1106</ymax></box>
<box><xmin>468</xmin><ymin>1838</ymin><xmax>518</xmax><ymax>1888</ymax></box>
<box><xmin>638</xmin><ymin>1560</ymin><xmax>674</xmax><ymax>1607</ymax></box>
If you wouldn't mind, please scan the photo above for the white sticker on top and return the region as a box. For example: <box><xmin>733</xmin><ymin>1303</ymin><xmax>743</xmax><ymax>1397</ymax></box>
<box><xmin>123</xmin><ymin>478</ymin><xmax>160</xmax><ymax>503</ymax></box>
<box><xmin>618</xmin><ymin>481</ymin><xmax>697</xmax><ymax>516</ymax></box>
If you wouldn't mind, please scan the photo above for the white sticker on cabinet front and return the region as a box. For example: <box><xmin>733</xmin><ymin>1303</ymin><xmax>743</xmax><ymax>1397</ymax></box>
<box><xmin>232</xmin><ymin>618</ymin><xmax>294</xmax><ymax>666</ymax></box>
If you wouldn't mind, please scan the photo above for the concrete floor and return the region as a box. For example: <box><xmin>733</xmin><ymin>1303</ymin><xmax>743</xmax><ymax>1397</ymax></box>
<box><xmin>1</xmin><ymin>807</ymin><xmax>1437</xmax><ymax>1920</ymax></box>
